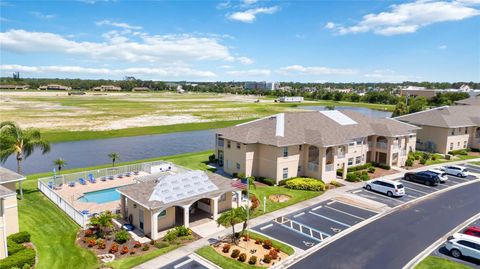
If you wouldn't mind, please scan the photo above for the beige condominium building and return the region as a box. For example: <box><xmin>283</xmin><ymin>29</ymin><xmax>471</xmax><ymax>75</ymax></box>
<box><xmin>117</xmin><ymin>170</ymin><xmax>241</xmax><ymax>240</ymax></box>
<box><xmin>215</xmin><ymin>110</ymin><xmax>419</xmax><ymax>183</ymax></box>
<box><xmin>396</xmin><ymin>105</ymin><xmax>480</xmax><ymax>154</ymax></box>
<box><xmin>0</xmin><ymin>167</ymin><xmax>25</xmax><ymax>259</ymax></box>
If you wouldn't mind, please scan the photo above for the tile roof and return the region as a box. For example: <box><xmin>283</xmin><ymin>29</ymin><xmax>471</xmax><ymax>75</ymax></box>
<box><xmin>117</xmin><ymin>171</ymin><xmax>239</xmax><ymax>210</ymax></box>
<box><xmin>395</xmin><ymin>106</ymin><xmax>480</xmax><ymax>128</ymax></box>
<box><xmin>455</xmin><ymin>95</ymin><xmax>480</xmax><ymax>106</ymax></box>
<box><xmin>0</xmin><ymin>185</ymin><xmax>15</xmax><ymax>198</ymax></box>
<box><xmin>217</xmin><ymin>110</ymin><xmax>419</xmax><ymax>147</ymax></box>
<box><xmin>0</xmin><ymin>167</ymin><xmax>25</xmax><ymax>184</ymax></box>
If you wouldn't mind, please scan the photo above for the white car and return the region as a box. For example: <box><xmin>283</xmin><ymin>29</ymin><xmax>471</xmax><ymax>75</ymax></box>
<box><xmin>441</xmin><ymin>165</ymin><xmax>470</xmax><ymax>178</ymax></box>
<box><xmin>427</xmin><ymin>169</ymin><xmax>448</xmax><ymax>183</ymax></box>
<box><xmin>445</xmin><ymin>233</ymin><xmax>480</xmax><ymax>260</ymax></box>
<box><xmin>364</xmin><ymin>179</ymin><xmax>405</xmax><ymax>197</ymax></box>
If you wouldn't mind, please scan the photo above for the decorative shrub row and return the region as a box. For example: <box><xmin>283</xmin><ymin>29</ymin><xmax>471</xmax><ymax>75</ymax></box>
<box><xmin>284</xmin><ymin>177</ymin><xmax>326</xmax><ymax>191</ymax></box>
<box><xmin>336</xmin><ymin>163</ymin><xmax>373</xmax><ymax>176</ymax></box>
<box><xmin>0</xmin><ymin>248</ymin><xmax>35</xmax><ymax>269</ymax></box>
<box><xmin>255</xmin><ymin>177</ymin><xmax>276</xmax><ymax>186</ymax></box>
<box><xmin>346</xmin><ymin>171</ymin><xmax>370</xmax><ymax>182</ymax></box>
<box><xmin>448</xmin><ymin>149</ymin><xmax>469</xmax><ymax>156</ymax></box>
<box><xmin>164</xmin><ymin>226</ymin><xmax>192</xmax><ymax>241</ymax></box>
<box><xmin>371</xmin><ymin>162</ymin><xmax>391</xmax><ymax>170</ymax></box>
<box><xmin>7</xmin><ymin>232</ymin><xmax>31</xmax><ymax>244</ymax></box>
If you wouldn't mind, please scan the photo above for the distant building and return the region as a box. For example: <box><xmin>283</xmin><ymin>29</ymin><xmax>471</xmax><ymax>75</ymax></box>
<box><xmin>244</xmin><ymin>81</ymin><xmax>267</xmax><ymax>91</ymax></box>
<box><xmin>278</xmin><ymin>86</ymin><xmax>293</xmax><ymax>91</ymax></box>
<box><xmin>176</xmin><ymin>85</ymin><xmax>185</xmax><ymax>93</ymax></box>
<box><xmin>38</xmin><ymin>84</ymin><xmax>72</xmax><ymax>91</ymax></box>
<box><xmin>266</xmin><ymin>82</ymin><xmax>278</xmax><ymax>91</ymax></box>
<box><xmin>132</xmin><ymin>87</ymin><xmax>151</xmax><ymax>92</ymax></box>
<box><xmin>400</xmin><ymin>86</ymin><xmax>439</xmax><ymax>99</ymax></box>
<box><xmin>92</xmin><ymin>85</ymin><xmax>122</xmax><ymax>91</ymax></box>
<box><xmin>332</xmin><ymin>88</ymin><xmax>352</xmax><ymax>93</ymax></box>
<box><xmin>0</xmin><ymin>85</ymin><xmax>29</xmax><ymax>90</ymax></box>
<box><xmin>278</xmin><ymin>96</ymin><xmax>304</xmax><ymax>103</ymax></box>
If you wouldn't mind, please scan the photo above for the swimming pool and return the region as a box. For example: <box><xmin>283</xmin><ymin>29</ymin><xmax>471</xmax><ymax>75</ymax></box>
<box><xmin>78</xmin><ymin>187</ymin><xmax>121</xmax><ymax>204</ymax></box>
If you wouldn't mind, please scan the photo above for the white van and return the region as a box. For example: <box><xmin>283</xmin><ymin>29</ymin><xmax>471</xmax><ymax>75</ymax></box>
<box><xmin>364</xmin><ymin>179</ymin><xmax>405</xmax><ymax>197</ymax></box>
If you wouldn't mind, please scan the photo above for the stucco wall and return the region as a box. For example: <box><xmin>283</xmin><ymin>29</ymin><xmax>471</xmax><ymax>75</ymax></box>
<box><xmin>157</xmin><ymin>207</ymin><xmax>176</xmax><ymax>232</ymax></box>
<box><xmin>0</xmin><ymin>227</ymin><xmax>5</xmax><ymax>259</ymax></box>
<box><xmin>4</xmin><ymin>196</ymin><xmax>18</xmax><ymax>236</ymax></box>
<box><xmin>415</xmin><ymin>125</ymin><xmax>450</xmax><ymax>153</ymax></box>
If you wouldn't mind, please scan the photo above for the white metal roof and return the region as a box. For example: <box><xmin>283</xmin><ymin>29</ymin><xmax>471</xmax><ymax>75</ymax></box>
<box><xmin>320</xmin><ymin>110</ymin><xmax>358</xmax><ymax>126</ymax></box>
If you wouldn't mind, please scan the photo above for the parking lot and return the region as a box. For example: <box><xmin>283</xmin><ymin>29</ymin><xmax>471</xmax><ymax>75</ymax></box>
<box><xmin>159</xmin><ymin>256</ymin><xmax>209</xmax><ymax>269</ymax></box>
<box><xmin>349</xmin><ymin>165</ymin><xmax>479</xmax><ymax>208</ymax></box>
<box><xmin>252</xmin><ymin>199</ymin><xmax>378</xmax><ymax>250</ymax></box>
<box><xmin>431</xmin><ymin>218</ymin><xmax>480</xmax><ymax>268</ymax></box>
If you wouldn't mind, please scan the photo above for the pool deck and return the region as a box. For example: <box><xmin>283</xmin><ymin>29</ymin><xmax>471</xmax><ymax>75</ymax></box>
<box><xmin>55</xmin><ymin>172</ymin><xmax>148</xmax><ymax>214</ymax></box>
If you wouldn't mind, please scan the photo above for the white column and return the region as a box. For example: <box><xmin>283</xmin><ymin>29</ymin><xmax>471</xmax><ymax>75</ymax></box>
<box><xmin>235</xmin><ymin>191</ymin><xmax>242</xmax><ymax>207</ymax></box>
<box><xmin>19</xmin><ymin>181</ymin><xmax>23</xmax><ymax>199</ymax></box>
<box><xmin>212</xmin><ymin>196</ymin><xmax>220</xmax><ymax>220</ymax></box>
<box><xmin>151</xmin><ymin>211</ymin><xmax>159</xmax><ymax>240</ymax></box>
<box><xmin>183</xmin><ymin>205</ymin><xmax>190</xmax><ymax>228</ymax></box>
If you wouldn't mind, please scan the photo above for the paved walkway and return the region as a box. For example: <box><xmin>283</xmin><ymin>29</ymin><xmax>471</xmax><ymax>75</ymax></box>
<box><xmin>135</xmin><ymin>158</ymin><xmax>480</xmax><ymax>269</ymax></box>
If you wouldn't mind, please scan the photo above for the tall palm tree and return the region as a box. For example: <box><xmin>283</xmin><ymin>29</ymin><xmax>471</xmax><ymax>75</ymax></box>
<box><xmin>108</xmin><ymin>152</ymin><xmax>120</xmax><ymax>167</ymax></box>
<box><xmin>0</xmin><ymin>121</ymin><xmax>50</xmax><ymax>199</ymax></box>
<box><xmin>53</xmin><ymin>158</ymin><xmax>67</xmax><ymax>171</ymax></box>
<box><xmin>216</xmin><ymin>207</ymin><xmax>244</xmax><ymax>244</ymax></box>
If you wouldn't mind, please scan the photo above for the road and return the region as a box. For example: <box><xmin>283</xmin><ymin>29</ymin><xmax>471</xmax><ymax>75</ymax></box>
<box><xmin>290</xmin><ymin>181</ymin><xmax>480</xmax><ymax>269</ymax></box>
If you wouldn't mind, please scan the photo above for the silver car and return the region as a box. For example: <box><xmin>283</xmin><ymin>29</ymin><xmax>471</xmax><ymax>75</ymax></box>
<box><xmin>427</xmin><ymin>169</ymin><xmax>448</xmax><ymax>183</ymax></box>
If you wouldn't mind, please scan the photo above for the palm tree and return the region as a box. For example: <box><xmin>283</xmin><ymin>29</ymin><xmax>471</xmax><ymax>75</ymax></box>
<box><xmin>108</xmin><ymin>152</ymin><xmax>120</xmax><ymax>167</ymax></box>
<box><xmin>53</xmin><ymin>158</ymin><xmax>67</xmax><ymax>171</ymax></box>
<box><xmin>0</xmin><ymin>121</ymin><xmax>50</xmax><ymax>198</ymax></box>
<box><xmin>89</xmin><ymin>211</ymin><xmax>118</xmax><ymax>238</ymax></box>
<box><xmin>216</xmin><ymin>207</ymin><xmax>244</xmax><ymax>244</ymax></box>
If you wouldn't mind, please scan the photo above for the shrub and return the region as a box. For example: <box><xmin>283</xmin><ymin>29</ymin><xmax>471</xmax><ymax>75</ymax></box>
<box><xmin>360</xmin><ymin>173</ymin><xmax>370</xmax><ymax>181</ymax></box>
<box><xmin>238</xmin><ymin>253</ymin><xmax>247</xmax><ymax>262</ymax></box>
<box><xmin>250</xmin><ymin>194</ymin><xmax>260</xmax><ymax>210</ymax></box>
<box><xmin>256</xmin><ymin>177</ymin><xmax>276</xmax><ymax>186</ymax></box>
<box><xmin>419</xmin><ymin>158</ymin><xmax>427</xmax><ymax>165</ymax></box>
<box><xmin>372</xmin><ymin>162</ymin><xmax>391</xmax><ymax>170</ymax></box>
<box><xmin>133</xmin><ymin>241</ymin><xmax>142</xmax><ymax>248</ymax></box>
<box><xmin>284</xmin><ymin>177</ymin><xmax>325</xmax><ymax>191</ymax></box>
<box><xmin>22</xmin><ymin>264</ymin><xmax>30</xmax><ymax>269</ymax></box>
<box><xmin>8</xmin><ymin>232</ymin><xmax>31</xmax><ymax>244</ymax></box>
<box><xmin>7</xmin><ymin>239</ymin><xmax>26</xmax><ymax>255</ymax></box>
<box><xmin>114</xmin><ymin>230</ymin><xmax>131</xmax><ymax>244</ymax></box>
<box><xmin>120</xmin><ymin>246</ymin><xmax>129</xmax><ymax>255</ymax></box>
<box><xmin>243</xmin><ymin>235</ymin><xmax>250</xmax><ymax>241</ymax></box>
<box><xmin>208</xmin><ymin>154</ymin><xmax>216</xmax><ymax>163</ymax></box>
<box><xmin>346</xmin><ymin>173</ymin><xmax>359</xmax><ymax>182</ymax></box>
<box><xmin>175</xmin><ymin>226</ymin><xmax>192</xmax><ymax>237</ymax></box>
<box><xmin>367</xmin><ymin>167</ymin><xmax>376</xmax><ymax>173</ymax></box>
<box><xmin>263</xmin><ymin>254</ymin><xmax>272</xmax><ymax>263</ymax></box>
<box><xmin>155</xmin><ymin>241</ymin><xmax>170</xmax><ymax>249</ymax></box>
<box><xmin>164</xmin><ymin>229</ymin><xmax>179</xmax><ymax>241</ymax></box>
<box><xmin>448</xmin><ymin>149</ymin><xmax>468</xmax><ymax>155</ymax></box>
<box><xmin>248</xmin><ymin>255</ymin><xmax>258</xmax><ymax>265</ymax></box>
<box><xmin>84</xmin><ymin>229</ymin><xmax>94</xmax><ymax>237</ymax></box>
<box><xmin>109</xmin><ymin>243</ymin><xmax>119</xmax><ymax>253</ymax></box>
<box><xmin>142</xmin><ymin>244</ymin><xmax>150</xmax><ymax>251</ymax></box>
<box><xmin>470</xmin><ymin>148</ymin><xmax>480</xmax><ymax>152</ymax></box>
<box><xmin>97</xmin><ymin>239</ymin><xmax>106</xmax><ymax>249</ymax></box>
<box><xmin>263</xmin><ymin>239</ymin><xmax>272</xmax><ymax>249</ymax></box>
<box><xmin>431</xmin><ymin>155</ymin><xmax>437</xmax><ymax>161</ymax></box>
<box><xmin>445</xmin><ymin>154</ymin><xmax>451</xmax><ymax>160</ymax></box>
<box><xmin>222</xmin><ymin>244</ymin><xmax>231</xmax><ymax>253</ymax></box>
<box><xmin>87</xmin><ymin>238</ymin><xmax>96</xmax><ymax>248</ymax></box>
<box><xmin>0</xmin><ymin>248</ymin><xmax>35</xmax><ymax>269</ymax></box>
<box><xmin>405</xmin><ymin>159</ymin><xmax>414</xmax><ymax>167</ymax></box>
<box><xmin>422</xmin><ymin>152</ymin><xmax>431</xmax><ymax>160</ymax></box>
<box><xmin>231</xmin><ymin>249</ymin><xmax>240</xmax><ymax>258</ymax></box>
<box><xmin>254</xmin><ymin>239</ymin><xmax>262</xmax><ymax>245</ymax></box>
<box><xmin>130</xmin><ymin>251</ymin><xmax>136</xmax><ymax>255</ymax></box>
<box><xmin>269</xmin><ymin>249</ymin><xmax>278</xmax><ymax>259</ymax></box>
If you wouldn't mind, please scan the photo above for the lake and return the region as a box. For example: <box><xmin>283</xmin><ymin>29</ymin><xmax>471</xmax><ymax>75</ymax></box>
<box><xmin>300</xmin><ymin>106</ymin><xmax>392</xmax><ymax>118</ymax></box>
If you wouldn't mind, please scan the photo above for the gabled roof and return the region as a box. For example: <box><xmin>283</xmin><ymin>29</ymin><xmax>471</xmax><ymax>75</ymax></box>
<box><xmin>455</xmin><ymin>95</ymin><xmax>480</xmax><ymax>106</ymax></box>
<box><xmin>0</xmin><ymin>167</ymin><xmax>25</xmax><ymax>184</ymax></box>
<box><xmin>217</xmin><ymin>110</ymin><xmax>419</xmax><ymax>147</ymax></box>
<box><xmin>396</xmin><ymin>106</ymin><xmax>480</xmax><ymax>128</ymax></box>
<box><xmin>0</xmin><ymin>185</ymin><xmax>15</xmax><ymax>198</ymax></box>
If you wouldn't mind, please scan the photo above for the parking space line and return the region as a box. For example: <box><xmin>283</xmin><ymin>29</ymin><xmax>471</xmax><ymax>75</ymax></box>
<box><xmin>294</xmin><ymin>212</ymin><xmax>305</xmax><ymax>218</ymax></box>
<box><xmin>275</xmin><ymin>217</ymin><xmax>328</xmax><ymax>242</ymax></box>
<box><xmin>260</xmin><ymin>224</ymin><xmax>273</xmax><ymax>230</ymax></box>
<box><xmin>312</xmin><ymin>205</ymin><xmax>323</xmax><ymax>211</ymax></box>
<box><xmin>324</xmin><ymin>205</ymin><xmax>366</xmax><ymax>220</ymax></box>
<box><xmin>361</xmin><ymin>189</ymin><xmax>405</xmax><ymax>203</ymax></box>
<box><xmin>404</xmin><ymin>186</ymin><xmax>429</xmax><ymax>195</ymax></box>
<box><xmin>402</xmin><ymin>179</ymin><xmax>447</xmax><ymax>190</ymax></box>
<box><xmin>308</xmin><ymin>211</ymin><xmax>351</xmax><ymax>228</ymax></box>
<box><xmin>448</xmin><ymin>175</ymin><xmax>470</xmax><ymax>181</ymax></box>
<box><xmin>352</xmin><ymin>190</ymin><xmax>362</xmax><ymax>194</ymax></box>
<box><xmin>331</xmin><ymin>200</ymin><xmax>378</xmax><ymax>214</ymax></box>
<box><xmin>174</xmin><ymin>258</ymin><xmax>193</xmax><ymax>269</ymax></box>
<box><xmin>327</xmin><ymin>200</ymin><xmax>336</xmax><ymax>205</ymax></box>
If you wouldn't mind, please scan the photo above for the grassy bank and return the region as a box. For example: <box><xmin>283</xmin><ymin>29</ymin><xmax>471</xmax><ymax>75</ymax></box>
<box><xmin>415</xmin><ymin>256</ymin><xmax>473</xmax><ymax>269</ymax></box>
<box><xmin>18</xmin><ymin>150</ymin><xmax>212</xmax><ymax>269</ymax></box>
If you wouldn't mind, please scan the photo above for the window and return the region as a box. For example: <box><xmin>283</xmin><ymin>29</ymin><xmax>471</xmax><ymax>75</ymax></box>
<box><xmin>158</xmin><ymin>210</ymin><xmax>166</xmax><ymax>218</ymax></box>
<box><xmin>227</xmin><ymin>141</ymin><xmax>231</xmax><ymax>148</ymax></box>
<box><xmin>451</xmin><ymin>129</ymin><xmax>455</xmax><ymax>135</ymax></box>
<box><xmin>217</xmin><ymin>138</ymin><xmax>224</xmax><ymax>147</ymax></box>
<box><xmin>299</xmin><ymin>145</ymin><xmax>302</xmax><ymax>151</ymax></box>
<box><xmin>282</xmin><ymin>168</ymin><xmax>288</xmax><ymax>179</ymax></box>
<box><xmin>236</xmin><ymin>142</ymin><xmax>241</xmax><ymax>149</ymax></box>
<box><xmin>298</xmin><ymin>166</ymin><xmax>301</xmax><ymax>172</ymax></box>
<box><xmin>450</xmin><ymin>143</ymin><xmax>453</xmax><ymax>150</ymax></box>
<box><xmin>348</xmin><ymin>158</ymin><xmax>353</xmax><ymax>165</ymax></box>
<box><xmin>355</xmin><ymin>156</ymin><xmax>361</xmax><ymax>164</ymax></box>
<box><xmin>236</xmin><ymin>163</ymin><xmax>240</xmax><ymax>169</ymax></box>
<box><xmin>465</xmin><ymin>127</ymin><xmax>468</xmax><ymax>134</ymax></box>
<box><xmin>283</xmin><ymin>146</ymin><xmax>288</xmax><ymax>157</ymax></box>
<box><xmin>457</xmin><ymin>142</ymin><xmax>460</xmax><ymax>147</ymax></box>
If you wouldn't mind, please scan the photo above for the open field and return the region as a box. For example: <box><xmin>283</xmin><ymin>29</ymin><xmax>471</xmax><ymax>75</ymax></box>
<box><xmin>0</xmin><ymin>91</ymin><xmax>394</xmax><ymax>142</ymax></box>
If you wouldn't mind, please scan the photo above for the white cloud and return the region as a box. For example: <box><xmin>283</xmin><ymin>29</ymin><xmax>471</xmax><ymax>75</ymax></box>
<box><xmin>228</xmin><ymin>6</ymin><xmax>279</xmax><ymax>23</ymax></box>
<box><xmin>280</xmin><ymin>65</ymin><xmax>358</xmax><ymax>75</ymax></box>
<box><xmin>439</xmin><ymin>44</ymin><xmax>448</xmax><ymax>49</ymax></box>
<box><xmin>237</xmin><ymin>56</ymin><xmax>254</xmax><ymax>65</ymax></box>
<box><xmin>243</xmin><ymin>0</ymin><xmax>259</xmax><ymax>5</ymax></box>
<box><xmin>226</xmin><ymin>69</ymin><xmax>271</xmax><ymax>76</ymax></box>
<box><xmin>0</xmin><ymin>17</ymin><xmax>8</xmax><ymax>22</ymax></box>
<box><xmin>30</xmin><ymin>11</ymin><xmax>56</xmax><ymax>19</ymax></box>
<box><xmin>0</xmin><ymin>64</ymin><xmax>216</xmax><ymax>79</ymax></box>
<box><xmin>96</xmin><ymin>20</ymin><xmax>142</xmax><ymax>30</ymax></box>
<box><xmin>327</xmin><ymin>0</ymin><xmax>480</xmax><ymax>36</ymax></box>
<box><xmin>0</xmin><ymin>29</ymin><xmax>235</xmax><ymax>63</ymax></box>
<box><xmin>77</xmin><ymin>0</ymin><xmax>116</xmax><ymax>4</ymax></box>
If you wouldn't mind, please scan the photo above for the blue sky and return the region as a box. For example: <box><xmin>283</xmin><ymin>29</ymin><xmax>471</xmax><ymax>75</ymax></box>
<box><xmin>0</xmin><ymin>0</ymin><xmax>479</xmax><ymax>82</ymax></box>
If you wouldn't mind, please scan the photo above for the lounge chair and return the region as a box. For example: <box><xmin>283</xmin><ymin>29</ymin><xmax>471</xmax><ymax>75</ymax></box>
<box><xmin>54</xmin><ymin>183</ymin><xmax>63</xmax><ymax>190</ymax></box>
<box><xmin>81</xmin><ymin>210</ymin><xmax>89</xmax><ymax>215</ymax></box>
<box><xmin>108</xmin><ymin>175</ymin><xmax>114</xmax><ymax>180</ymax></box>
<box><xmin>48</xmin><ymin>181</ymin><xmax>54</xmax><ymax>189</ymax></box>
<box><xmin>133</xmin><ymin>171</ymin><xmax>139</xmax><ymax>175</ymax></box>
<box><xmin>125</xmin><ymin>172</ymin><xmax>132</xmax><ymax>177</ymax></box>
<box><xmin>117</xmin><ymin>174</ymin><xmax>123</xmax><ymax>179</ymax></box>
<box><xmin>68</xmin><ymin>181</ymin><xmax>76</xmax><ymax>187</ymax></box>
<box><xmin>88</xmin><ymin>174</ymin><xmax>96</xmax><ymax>183</ymax></box>
<box><xmin>101</xmin><ymin>176</ymin><xmax>107</xmax><ymax>181</ymax></box>
<box><xmin>79</xmin><ymin>178</ymin><xmax>87</xmax><ymax>185</ymax></box>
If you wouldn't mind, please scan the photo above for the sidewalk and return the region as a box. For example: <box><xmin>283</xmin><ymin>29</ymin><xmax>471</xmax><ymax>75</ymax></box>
<box><xmin>135</xmin><ymin>157</ymin><xmax>480</xmax><ymax>269</ymax></box>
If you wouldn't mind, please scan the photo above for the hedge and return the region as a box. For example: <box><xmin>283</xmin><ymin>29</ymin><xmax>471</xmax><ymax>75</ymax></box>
<box><xmin>0</xmin><ymin>248</ymin><xmax>36</xmax><ymax>269</ymax></box>
<box><xmin>336</xmin><ymin>163</ymin><xmax>373</xmax><ymax>176</ymax></box>
<box><xmin>255</xmin><ymin>177</ymin><xmax>275</xmax><ymax>186</ymax></box>
<box><xmin>448</xmin><ymin>149</ymin><xmax>469</xmax><ymax>156</ymax></box>
<box><xmin>7</xmin><ymin>240</ymin><xmax>25</xmax><ymax>256</ymax></box>
<box><xmin>345</xmin><ymin>171</ymin><xmax>370</xmax><ymax>182</ymax></box>
<box><xmin>8</xmin><ymin>232</ymin><xmax>31</xmax><ymax>244</ymax></box>
<box><xmin>284</xmin><ymin>178</ymin><xmax>325</xmax><ymax>191</ymax></box>
<box><xmin>372</xmin><ymin>162</ymin><xmax>391</xmax><ymax>170</ymax></box>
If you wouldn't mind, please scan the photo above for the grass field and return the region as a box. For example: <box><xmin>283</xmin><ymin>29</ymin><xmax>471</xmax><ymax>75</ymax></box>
<box><xmin>415</xmin><ymin>256</ymin><xmax>473</xmax><ymax>269</ymax></box>
<box><xmin>1</xmin><ymin>91</ymin><xmax>394</xmax><ymax>142</ymax></box>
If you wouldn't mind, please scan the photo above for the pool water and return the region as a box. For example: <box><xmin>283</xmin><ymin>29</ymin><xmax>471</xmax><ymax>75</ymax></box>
<box><xmin>78</xmin><ymin>187</ymin><xmax>121</xmax><ymax>204</ymax></box>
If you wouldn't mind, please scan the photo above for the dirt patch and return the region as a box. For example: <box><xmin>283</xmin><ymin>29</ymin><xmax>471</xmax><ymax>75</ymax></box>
<box><xmin>268</xmin><ymin>194</ymin><xmax>291</xmax><ymax>203</ymax></box>
<box><xmin>369</xmin><ymin>167</ymin><xmax>398</xmax><ymax>178</ymax></box>
<box><xmin>96</xmin><ymin>114</ymin><xmax>210</xmax><ymax>131</ymax></box>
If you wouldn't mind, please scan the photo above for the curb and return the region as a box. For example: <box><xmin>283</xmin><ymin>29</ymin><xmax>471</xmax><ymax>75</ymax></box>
<box><xmin>191</xmin><ymin>253</ymin><xmax>222</xmax><ymax>269</ymax></box>
<box><xmin>279</xmin><ymin>175</ymin><xmax>480</xmax><ymax>268</ymax></box>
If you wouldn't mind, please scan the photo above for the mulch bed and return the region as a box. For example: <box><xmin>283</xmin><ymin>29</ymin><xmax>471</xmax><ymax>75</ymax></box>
<box><xmin>368</xmin><ymin>167</ymin><xmax>398</xmax><ymax>178</ymax></box>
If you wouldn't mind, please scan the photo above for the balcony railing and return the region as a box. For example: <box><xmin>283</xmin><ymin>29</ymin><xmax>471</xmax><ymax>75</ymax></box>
<box><xmin>308</xmin><ymin>162</ymin><xmax>318</xmax><ymax>171</ymax></box>
<box><xmin>338</xmin><ymin>153</ymin><xmax>345</xmax><ymax>159</ymax></box>
<box><xmin>376</xmin><ymin>142</ymin><xmax>387</xmax><ymax>149</ymax></box>
<box><xmin>325</xmin><ymin>164</ymin><xmax>334</xmax><ymax>172</ymax></box>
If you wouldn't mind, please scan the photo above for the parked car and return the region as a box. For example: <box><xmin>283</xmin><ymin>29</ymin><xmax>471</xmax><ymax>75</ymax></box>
<box><xmin>364</xmin><ymin>179</ymin><xmax>405</xmax><ymax>197</ymax></box>
<box><xmin>445</xmin><ymin>233</ymin><xmax>480</xmax><ymax>260</ymax></box>
<box><xmin>441</xmin><ymin>165</ymin><xmax>469</xmax><ymax>178</ymax></box>
<box><xmin>427</xmin><ymin>168</ymin><xmax>448</xmax><ymax>183</ymax></box>
<box><xmin>464</xmin><ymin>226</ymin><xmax>480</xmax><ymax>238</ymax></box>
<box><xmin>404</xmin><ymin>171</ymin><xmax>440</xmax><ymax>186</ymax></box>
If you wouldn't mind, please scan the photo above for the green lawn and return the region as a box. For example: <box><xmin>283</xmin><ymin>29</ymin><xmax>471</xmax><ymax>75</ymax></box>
<box><xmin>470</xmin><ymin>161</ymin><xmax>480</xmax><ymax>166</ymax></box>
<box><xmin>106</xmin><ymin>245</ymin><xmax>179</xmax><ymax>269</ymax></box>
<box><xmin>425</xmin><ymin>154</ymin><xmax>479</xmax><ymax>165</ymax></box>
<box><xmin>415</xmin><ymin>256</ymin><xmax>473</xmax><ymax>269</ymax></box>
<box><xmin>250</xmin><ymin>186</ymin><xmax>322</xmax><ymax>218</ymax></box>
